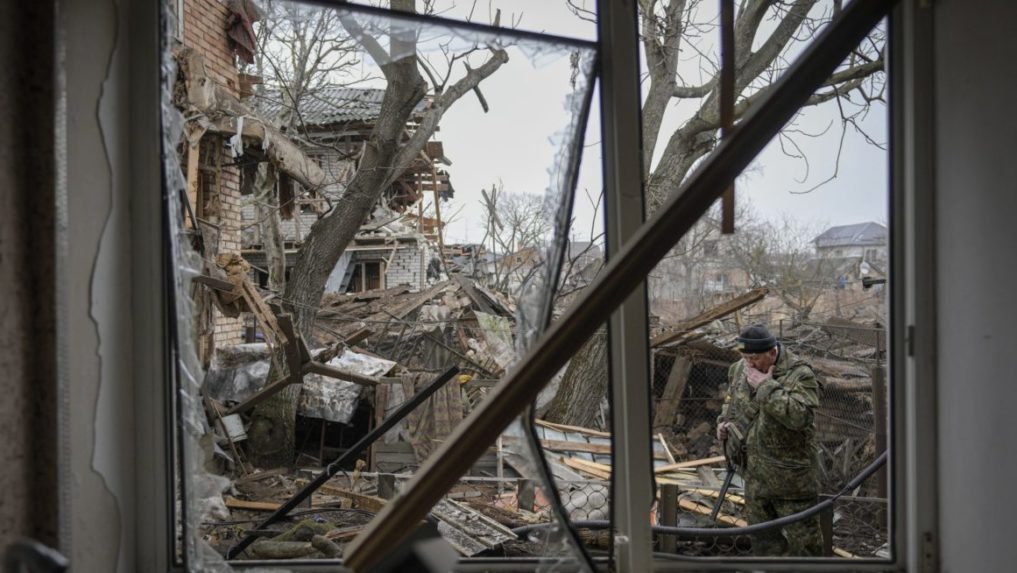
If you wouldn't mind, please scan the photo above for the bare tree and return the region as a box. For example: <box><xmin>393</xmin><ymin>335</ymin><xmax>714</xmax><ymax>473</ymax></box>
<box><xmin>726</xmin><ymin>214</ymin><xmax>834</xmax><ymax>324</ymax></box>
<box><xmin>245</xmin><ymin>0</ymin><xmax>509</xmax><ymax>467</ymax></box>
<box><xmin>566</xmin><ymin>0</ymin><xmax>886</xmax><ymax>210</ymax></box>
<box><xmin>541</xmin><ymin>0</ymin><xmax>885</xmax><ymax>427</ymax></box>
<box><xmin>477</xmin><ymin>184</ymin><xmax>553</xmax><ymax>294</ymax></box>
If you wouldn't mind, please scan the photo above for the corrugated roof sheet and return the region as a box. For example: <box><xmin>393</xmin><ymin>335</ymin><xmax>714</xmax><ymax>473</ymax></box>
<box><xmin>814</xmin><ymin>221</ymin><xmax>887</xmax><ymax>248</ymax></box>
<box><xmin>257</xmin><ymin>86</ymin><xmax>429</xmax><ymax>127</ymax></box>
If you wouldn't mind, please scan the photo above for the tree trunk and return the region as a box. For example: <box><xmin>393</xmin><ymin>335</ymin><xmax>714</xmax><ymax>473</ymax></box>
<box><xmin>543</xmin><ymin>329</ymin><xmax>607</xmax><ymax>428</ymax></box>
<box><xmin>257</xmin><ymin>164</ymin><xmax>286</xmax><ymax>293</ymax></box>
<box><xmin>246</xmin><ymin>1</ymin><xmax>427</xmax><ymax>468</ymax></box>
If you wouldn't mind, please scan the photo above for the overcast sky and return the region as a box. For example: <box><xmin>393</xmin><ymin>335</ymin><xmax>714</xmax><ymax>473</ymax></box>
<box><xmin>340</xmin><ymin>0</ymin><xmax>889</xmax><ymax>244</ymax></box>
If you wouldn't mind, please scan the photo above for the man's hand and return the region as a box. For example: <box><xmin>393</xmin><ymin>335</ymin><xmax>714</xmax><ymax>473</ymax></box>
<box><xmin>717</xmin><ymin>421</ymin><xmax>730</xmax><ymax>441</ymax></box>
<box><xmin>745</xmin><ymin>365</ymin><xmax>774</xmax><ymax>389</ymax></box>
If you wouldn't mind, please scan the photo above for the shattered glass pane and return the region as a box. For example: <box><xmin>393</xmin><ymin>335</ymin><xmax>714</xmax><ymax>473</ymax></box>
<box><xmin>643</xmin><ymin>6</ymin><xmax>891</xmax><ymax>563</ymax></box>
<box><xmin>163</xmin><ymin>0</ymin><xmax>599</xmax><ymax>570</ymax></box>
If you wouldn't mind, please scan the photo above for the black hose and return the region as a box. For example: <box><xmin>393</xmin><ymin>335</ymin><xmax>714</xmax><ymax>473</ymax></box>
<box><xmin>512</xmin><ymin>451</ymin><xmax>887</xmax><ymax>539</ymax></box>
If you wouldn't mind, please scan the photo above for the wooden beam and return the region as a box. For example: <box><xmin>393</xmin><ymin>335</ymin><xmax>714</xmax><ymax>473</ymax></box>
<box><xmin>184</xmin><ymin>126</ymin><xmax>203</xmax><ymax>229</ymax></box>
<box><xmin>678</xmin><ymin>498</ymin><xmax>747</xmax><ymax>527</ymax></box>
<box><xmin>303</xmin><ymin>361</ymin><xmax>380</xmax><ymax>387</ymax></box>
<box><xmin>651</xmin><ymin>288</ymin><xmax>768</xmax><ymax>347</ymax></box>
<box><xmin>657</xmin><ymin>434</ymin><xmax>676</xmax><ymax>465</ymax></box>
<box><xmin>654</xmin><ymin>455</ymin><xmax>726</xmax><ymax>475</ymax></box>
<box><xmin>561</xmin><ymin>457</ymin><xmax>612</xmax><ymax>480</ymax></box>
<box><xmin>179</xmin><ymin>49</ymin><xmax>325</xmax><ymax>189</ymax></box>
<box><xmin>193</xmin><ymin>274</ymin><xmax>236</xmax><ymax>292</ymax></box>
<box><xmin>224</xmin><ymin>376</ymin><xmax>300</xmax><ymax>416</ymax></box>
<box><xmin>502</xmin><ymin>437</ymin><xmax>668</xmax><ymax>460</ymax></box>
<box><xmin>238</xmin><ymin>277</ymin><xmax>287</xmax><ymax>347</ymax></box>
<box><xmin>210</xmin><ymin>117</ymin><xmax>326</xmax><ymax>189</ymax></box>
<box><xmin>653</xmin><ymin>357</ymin><xmax>692</xmax><ymax>431</ymax></box>
<box><xmin>534</xmin><ymin>419</ymin><xmax>611</xmax><ymax>438</ymax></box>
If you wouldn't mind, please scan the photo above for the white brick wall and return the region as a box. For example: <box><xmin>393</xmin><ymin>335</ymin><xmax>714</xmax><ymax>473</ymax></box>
<box><xmin>384</xmin><ymin>242</ymin><xmax>427</xmax><ymax>290</ymax></box>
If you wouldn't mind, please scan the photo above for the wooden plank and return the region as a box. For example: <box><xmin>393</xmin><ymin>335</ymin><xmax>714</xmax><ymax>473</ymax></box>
<box><xmin>678</xmin><ymin>498</ymin><xmax>747</xmax><ymax>527</ymax></box>
<box><xmin>240</xmin><ymin>278</ymin><xmax>287</xmax><ymax>346</ymax></box>
<box><xmin>235</xmin><ymin>468</ymin><xmax>287</xmax><ymax>485</ymax></box>
<box><xmin>503</xmin><ymin>436</ymin><xmax>667</xmax><ymax>460</ymax></box>
<box><xmin>651</xmin><ymin>288</ymin><xmax>768</xmax><ymax>347</ymax></box>
<box><xmin>303</xmin><ymin>361</ymin><xmax>380</xmax><ymax>386</ymax></box>
<box><xmin>561</xmin><ymin>457</ymin><xmax>612</xmax><ymax>480</ymax></box>
<box><xmin>224</xmin><ymin>376</ymin><xmax>300</xmax><ymax>416</ymax></box>
<box><xmin>657</xmin><ymin>433</ymin><xmax>676</xmax><ymax>464</ymax></box>
<box><xmin>309</xmin><ymin>482</ymin><xmax>387</xmax><ymax>512</ymax></box>
<box><xmin>184</xmin><ymin>127</ymin><xmax>203</xmax><ymax>229</ymax></box>
<box><xmin>653</xmin><ymin>357</ymin><xmax>692</xmax><ymax>431</ymax></box>
<box><xmin>534</xmin><ymin>419</ymin><xmax>611</xmax><ymax>438</ymax></box>
<box><xmin>654</xmin><ymin>455</ymin><xmax>726</xmax><ymax>475</ymax></box>
<box><xmin>223</xmin><ymin>496</ymin><xmax>328</xmax><ymax>512</ymax></box>
<box><xmin>822</xmin><ymin>317</ymin><xmax>886</xmax><ymax>350</ymax></box>
<box><xmin>326</xmin><ymin>526</ymin><xmax>366</xmax><ymax>541</ymax></box>
<box><xmin>682</xmin><ymin>487</ymin><xmax>745</xmax><ymax>506</ymax></box>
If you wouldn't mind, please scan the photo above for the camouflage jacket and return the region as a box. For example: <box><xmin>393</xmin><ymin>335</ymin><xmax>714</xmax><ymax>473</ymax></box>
<box><xmin>718</xmin><ymin>347</ymin><xmax>821</xmax><ymax>499</ymax></box>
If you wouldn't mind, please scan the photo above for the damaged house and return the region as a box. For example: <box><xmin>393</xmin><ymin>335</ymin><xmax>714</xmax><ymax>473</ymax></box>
<box><xmin>240</xmin><ymin>86</ymin><xmax>454</xmax><ymax>294</ymax></box>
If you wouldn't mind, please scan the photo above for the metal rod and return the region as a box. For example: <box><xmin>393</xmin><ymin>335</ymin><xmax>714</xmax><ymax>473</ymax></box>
<box><xmin>660</xmin><ymin>484</ymin><xmax>679</xmax><ymax>553</ymax></box>
<box><xmin>225</xmin><ymin>365</ymin><xmax>460</xmax><ymax>559</ymax></box>
<box><xmin>343</xmin><ymin>1</ymin><xmax>895</xmax><ymax>569</ymax></box>
<box><xmin>720</xmin><ymin>0</ymin><xmax>736</xmax><ymax>234</ymax></box>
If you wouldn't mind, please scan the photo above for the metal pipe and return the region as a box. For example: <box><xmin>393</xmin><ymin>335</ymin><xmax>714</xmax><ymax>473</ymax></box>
<box><xmin>343</xmin><ymin>1</ymin><xmax>895</xmax><ymax>569</ymax></box>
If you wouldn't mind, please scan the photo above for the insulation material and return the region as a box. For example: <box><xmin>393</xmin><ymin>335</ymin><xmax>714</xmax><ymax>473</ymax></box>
<box><xmin>474</xmin><ymin>312</ymin><xmax>515</xmax><ymax>370</ymax></box>
<box><xmin>205</xmin><ymin>345</ymin><xmax>391</xmax><ymax>424</ymax></box>
<box><xmin>298</xmin><ymin>350</ymin><xmax>395</xmax><ymax>423</ymax></box>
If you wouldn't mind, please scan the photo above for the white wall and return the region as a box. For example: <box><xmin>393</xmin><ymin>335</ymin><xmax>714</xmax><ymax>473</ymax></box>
<box><xmin>63</xmin><ymin>0</ymin><xmax>138</xmax><ymax>567</ymax></box>
<box><xmin>934</xmin><ymin>1</ymin><xmax>1017</xmax><ymax>570</ymax></box>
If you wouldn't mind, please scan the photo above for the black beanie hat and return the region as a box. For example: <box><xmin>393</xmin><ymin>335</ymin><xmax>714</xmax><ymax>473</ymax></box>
<box><xmin>737</xmin><ymin>324</ymin><xmax>777</xmax><ymax>353</ymax></box>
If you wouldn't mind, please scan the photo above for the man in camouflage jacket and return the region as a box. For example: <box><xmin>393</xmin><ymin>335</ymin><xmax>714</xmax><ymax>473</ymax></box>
<box><xmin>716</xmin><ymin>324</ymin><xmax>823</xmax><ymax>556</ymax></box>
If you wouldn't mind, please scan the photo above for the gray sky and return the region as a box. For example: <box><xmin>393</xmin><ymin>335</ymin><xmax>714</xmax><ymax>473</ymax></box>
<box><xmin>341</xmin><ymin>0</ymin><xmax>889</xmax><ymax>244</ymax></box>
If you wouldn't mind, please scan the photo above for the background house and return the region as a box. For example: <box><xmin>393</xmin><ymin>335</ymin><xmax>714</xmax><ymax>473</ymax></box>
<box><xmin>814</xmin><ymin>221</ymin><xmax>888</xmax><ymax>262</ymax></box>
<box><xmin>240</xmin><ymin>86</ymin><xmax>452</xmax><ymax>293</ymax></box>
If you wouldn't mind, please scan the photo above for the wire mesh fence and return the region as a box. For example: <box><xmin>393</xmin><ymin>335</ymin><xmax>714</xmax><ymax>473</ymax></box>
<box><xmin>646</xmin><ymin>307</ymin><xmax>889</xmax><ymax>559</ymax></box>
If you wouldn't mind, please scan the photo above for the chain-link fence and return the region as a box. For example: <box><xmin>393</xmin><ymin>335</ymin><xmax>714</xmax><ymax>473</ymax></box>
<box><xmin>647</xmin><ymin>308</ymin><xmax>889</xmax><ymax>559</ymax></box>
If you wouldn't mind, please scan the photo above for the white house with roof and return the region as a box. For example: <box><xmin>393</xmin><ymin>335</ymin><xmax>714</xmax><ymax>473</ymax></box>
<box><xmin>813</xmin><ymin>221</ymin><xmax>888</xmax><ymax>262</ymax></box>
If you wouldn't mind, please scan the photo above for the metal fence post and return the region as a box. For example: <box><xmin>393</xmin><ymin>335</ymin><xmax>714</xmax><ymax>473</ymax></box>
<box><xmin>659</xmin><ymin>484</ymin><xmax>678</xmax><ymax>553</ymax></box>
<box><xmin>820</xmin><ymin>495</ymin><xmax>834</xmax><ymax>557</ymax></box>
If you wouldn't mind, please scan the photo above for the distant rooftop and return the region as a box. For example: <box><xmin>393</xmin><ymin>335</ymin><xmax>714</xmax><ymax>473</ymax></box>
<box><xmin>256</xmin><ymin>86</ymin><xmax>429</xmax><ymax>127</ymax></box>
<box><xmin>814</xmin><ymin>222</ymin><xmax>887</xmax><ymax>248</ymax></box>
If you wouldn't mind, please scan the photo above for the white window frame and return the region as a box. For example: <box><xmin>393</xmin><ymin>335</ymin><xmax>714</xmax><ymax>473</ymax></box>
<box><xmin>122</xmin><ymin>1</ymin><xmax>940</xmax><ymax>572</ymax></box>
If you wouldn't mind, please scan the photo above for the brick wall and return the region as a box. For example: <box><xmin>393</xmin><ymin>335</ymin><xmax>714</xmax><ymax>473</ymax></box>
<box><xmin>182</xmin><ymin>0</ymin><xmax>238</xmax><ymax>95</ymax></box>
<box><xmin>386</xmin><ymin>242</ymin><xmax>429</xmax><ymax>290</ymax></box>
<box><xmin>184</xmin><ymin>0</ymin><xmax>245</xmax><ymax>346</ymax></box>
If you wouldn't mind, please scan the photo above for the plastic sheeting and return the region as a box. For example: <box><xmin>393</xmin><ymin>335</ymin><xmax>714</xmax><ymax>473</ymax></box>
<box><xmin>204</xmin><ymin>344</ymin><xmax>394</xmax><ymax>424</ymax></box>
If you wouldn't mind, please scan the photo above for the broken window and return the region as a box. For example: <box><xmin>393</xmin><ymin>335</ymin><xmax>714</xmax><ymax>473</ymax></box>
<box><xmin>345</xmin><ymin>261</ymin><xmax>386</xmax><ymax>293</ymax></box>
<box><xmin>163</xmin><ymin>0</ymin><xmax>600</xmax><ymax>570</ymax></box>
<box><xmin>160</xmin><ymin>0</ymin><xmax>897</xmax><ymax>571</ymax></box>
<box><xmin>644</xmin><ymin>3</ymin><xmax>893</xmax><ymax>565</ymax></box>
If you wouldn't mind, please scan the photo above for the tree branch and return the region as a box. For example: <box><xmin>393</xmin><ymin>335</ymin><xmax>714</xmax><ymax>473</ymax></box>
<box><xmin>387</xmin><ymin>49</ymin><xmax>509</xmax><ymax>188</ymax></box>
